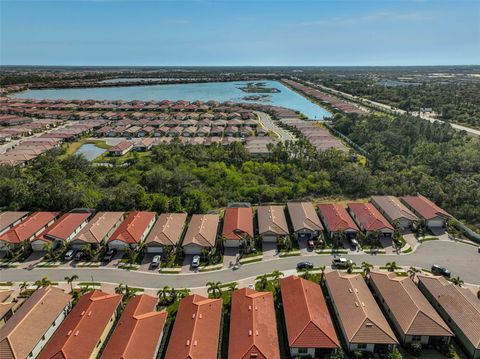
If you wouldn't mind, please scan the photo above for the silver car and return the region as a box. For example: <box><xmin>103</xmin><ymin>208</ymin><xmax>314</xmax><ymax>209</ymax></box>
<box><xmin>151</xmin><ymin>255</ymin><xmax>161</xmax><ymax>268</ymax></box>
<box><xmin>191</xmin><ymin>255</ymin><xmax>201</xmax><ymax>268</ymax></box>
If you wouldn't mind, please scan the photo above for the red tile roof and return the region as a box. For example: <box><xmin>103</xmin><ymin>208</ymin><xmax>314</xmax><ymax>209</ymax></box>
<box><xmin>222</xmin><ymin>207</ymin><xmax>254</xmax><ymax>241</ymax></box>
<box><xmin>38</xmin><ymin>290</ymin><xmax>122</xmax><ymax>359</ymax></box>
<box><xmin>400</xmin><ymin>195</ymin><xmax>451</xmax><ymax>220</ymax></box>
<box><xmin>108</xmin><ymin>212</ymin><xmax>156</xmax><ymax>244</ymax></box>
<box><xmin>318</xmin><ymin>204</ymin><xmax>358</xmax><ymax>232</ymax></box>
<box><xmin>0</xmin><ymin>212</ymin><xmax>60</xmax><ymax>244</ymax></box>
<box><xmin>228</xmin><ymin>288</ymin><xmax>280</xmax><ymax>359</ymax></box>
<box><xmin>280</xmin><ymin>276</ymin><xmax>340</xmax><ymax>349</ymax></box>
<box><xmin>35</xmin><ymin>212</ymin><xmax>91</xmax><ymax>242</ymax></box>
<box><xmin>101</xmin><ymin>295</ymin><xmax>166</xmax><ymax>359</ymax></box>
<box><xmin>165</xmin><ymin>294</ymin><xmax>222</xmax><ymax>359</ymax></box>
<box><xmin>347</xmin><ymin>203</ymin><xmax>394</xmax><ymax>231</ymax></box>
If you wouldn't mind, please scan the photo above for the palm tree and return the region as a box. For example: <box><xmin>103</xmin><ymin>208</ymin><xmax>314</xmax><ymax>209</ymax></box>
<box><xmin>451</xmin><ymin>276</ymin><xmax>464</xmax><ymax>287</ymax></box>
<box><xmin>256</xmin><ymin>274</ymin><xmax>269</xmax><ymax>291</ymax></box>
<box><xmin>345</xmin><ymin>261</ymin><xmax>356</xmax><ymax>274</ymax></box>
<box><xmin>319</xmin><ymin>265</ymin><xmax>326</xmax><ymax>284</ymax></box>
<box><xmin>175</xmin><ymin>288</ymin><xmax>190</xmax><ymax>301</ymax></box>
<box><xmin>270</xmin><ymin>270</ymin><xmax>284</xmax><ymax>287</ymax></box>
<box><xmin>206</xmin><ymin>281</ymin><xmax>222</xmax><ymax>299</ymax></box>
<box><xmin>157</xmin><ymin>286</ymin><xmax>174</xmax><ymax>305</ymax></box>
<box><xmin>43</xmin><ymin>242</ymin><xmax>54</xmax><ymax>260</ymax></box>
<box><xmin>301</xmin><ymin>269</ymin><xmax>312</xmax><ymax>281</ymax></box>
<box><xmin>19</xmin><ymin>281</ymin><xmax>29</xmax><ymax>294</ymax></box>
<box><xmin>408</xmin><ymin>266</ymin><xmax>421</xmax><ymax>280</ymax></box>
<box><xmin>385</xmin><ymin>261</ymin><xmax>400</xmax><ymax>272</ymax></box>
<box><xmin>115</xmin><ymin>283</ymin><xmax>126</xmax><ymax>294</ymax></box>
<box><xmin>228</xmin><ymin>282</ymin><xmax>238</xmax><ymax>292</ymax></box>
<box><xmin>361</xmin><ymin>262</ymin><xmax>373</xmax><ymax>277</ymax></box>
<box><xmin>65</xmin><ymin>275</ymin><xmax>79</xmax><ymax>293</ymax></box>
<box><xmin>35</xmin><ymin>276</ymin><xmax>52</xmax><ymax>289</ymax></box>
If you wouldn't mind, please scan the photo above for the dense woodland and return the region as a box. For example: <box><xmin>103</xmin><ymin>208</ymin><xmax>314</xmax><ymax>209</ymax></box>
<box><xmin>1</xmin><ymin>113</ymin><xmax>479</xmax><ymax>225</ymax></box>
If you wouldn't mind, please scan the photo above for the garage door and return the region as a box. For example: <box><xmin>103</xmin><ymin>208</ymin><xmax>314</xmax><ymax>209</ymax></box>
<box><xmin>146</xmin><ymin>246</ymin><xmax>163</xmax><ymax>253</ymax></box>
<box><xmin>183</xmin><ymin>245</ymin><xmax>202</xmax><ymax>255</ymax></box>
<box><xmin>31</xmin><ymin>241</ymin><xmax>47</xmax><ymax>252</ymax></box>
<box><xmin>428</xmin><ymin>219</ymin><xmax>445</xmax><ymax>228</ymax></box>
<box><xmin>263</xmin><ymin>235</ymin><xmax>277</xmax><ymax>242</ymax></box>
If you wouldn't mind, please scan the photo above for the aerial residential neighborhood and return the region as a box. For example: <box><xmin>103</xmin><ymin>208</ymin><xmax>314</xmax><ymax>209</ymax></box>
<box><xmin>1</xmin><ymin>0</ymin><xmax>479</xmax><ymax>358</ymax></box>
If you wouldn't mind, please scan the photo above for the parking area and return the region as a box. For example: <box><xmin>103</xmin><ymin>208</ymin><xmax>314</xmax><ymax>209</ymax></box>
<box><xmin>181</xmin><ymin>254</ymin><xmax>196</xmax><ymax>273</ymax></box>
<box><xmin>298</xmin><ymin>239</ymin><xmax>315</xmax><ymax>256</ymax></box>
<box><xmin>223</xmin><ymin>248</ymin><xmax>239</xmax><ymax>269</ymax></box>
<box><xmin>138</xmin><ymin>253</ymin><xmax>158</xmax><ymax>272</ymax></box>
<box><xmin>103</xmin><ymin>252</ymin><xmax>123</xmax><ymax>268</ymax></box>
<box><xmin>262</xmin><ymin>242</ymin><xmax>278</xmax><ymax>261</ymax></box>
<box><xmin>18</xmin><ymin>251</ymin><xmax>45</xmax><ymax>269</ymax></box>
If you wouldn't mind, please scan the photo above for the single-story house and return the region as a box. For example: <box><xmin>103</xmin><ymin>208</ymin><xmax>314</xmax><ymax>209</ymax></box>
<box><xmin>280</xmin><ymin>276</ymin><xmax>340</xmax><ymax>357</ymax></box>
<box><xmin>418</xmin><ymin>276</ymin><xmax>480</xmax><ymax>359</ymax></box>
<box><xmin>325</xmin><ymin>271</ymin><xmax>398</xmax><ymax>353</ymax></box>
<box><xmin>0</xmin><ymin>287</ymin><xmax>71</xmax><ymax>359</ymax></box>
<box><xmin>31</xmin><ymin>211</ymin><xmax>92</xmax><ymax>251</ymax></box>
<box><xmin>347</xmin><ymin>203</ymin><xmax>394</xmax><ymax>238</ymax></box>
<box><xmin>0</xmin><ymin>211</ymin><xmax>29</xmax><ymax>236</ymax></box>
<box><xmin>222</xmin><ymin>207</ymin><xmax>254</xmax><ymax>248</ymax></box>
<box><xmin>145</xmin><ymin>213</ymin><xmax>187</xmax><ymax>253</ymax></box>
<box><xmin>133</xmin><ymin>137</ymin><xmax>155</xmax><ymax>152</ymax></box>
<box><xmin>318</xmin><ymin>204</ymin><xmax>359</xmax><ymax>241</ymax></box>
<box><xmin>101</xmin><ymin>294</ymin><xmax>167</xmax><ymax>359</ymax></box>
<box><xmin>38</xmin><ymin>290</ymin><xmax>122</xmax><ymax>359</ymax></box>
<box><xmin>369</xmin><ymin>271</ymin><xmax>453</xmax><ymax>346</ymax></box>
<box><xmin>257</xmin><ymin>205</ymin><xmax>289</xmax><ymax>242</ymax></box>
<box><xmin>108</xmin><ymin>140</ymin><xmax>134</xmax><ymax>156</ymax></box>
<box><xmin>70</xmin><ymin>212</ymin><xmax>124</xmax><ymax>249</ymax></box>
<box><xmin>229</xmin><ymin>288</ymin><xmax>280</xmax><ymax>359</ymax></box>
<box><xmin>108</xmin><ymin>212</ymin><xmax>156</xmax><ymax>250</ymax></box>
<box><xmin>164</xmin><ymin>295</ymin><xmax>222</xmax><ymax>359</ymax></box>
<box><xmin>0</xmin><ymin>212</ymin><xmax>60</xmax><ymax>251</ymax></box>
<box><xmin>287</xmin><ymin>202</ymin><xmax>323</xmax><ymax>240</ymax></box>
<box><xmin>182</xmin><ymin>214</ymin><xmax>219</xmax><ymax>255</ymax></box>
<box><xmin>400</xmin><ymin>195</ymin><xmax>452</xmax><ymax>228</ymax></box>
<box><xmin>371</xmin><ymin>196</ymin><xmax>418</xmax><ymax>230</ymax></box>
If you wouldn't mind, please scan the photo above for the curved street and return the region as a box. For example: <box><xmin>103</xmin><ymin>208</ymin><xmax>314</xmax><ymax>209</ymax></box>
<box><xmin>1</xmin><ymin>241</ymin><xmax>479</xmax><ymax>288</ymax></box>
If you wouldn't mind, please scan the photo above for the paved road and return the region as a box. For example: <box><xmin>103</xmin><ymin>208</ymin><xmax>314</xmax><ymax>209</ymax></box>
<box><xmin>1</xmin><ymin>241</ymin><xmax>478</xmax><ymax>288</ymax></box>
<box><xmin>254</xmin><ymin>111</ymin><xmax>296</xmax><ymax>141</ymax></box>
<box><xmin>299</xmin><ymin>79</ymin><xmax>480</xmax><ymax>137</ymax></box>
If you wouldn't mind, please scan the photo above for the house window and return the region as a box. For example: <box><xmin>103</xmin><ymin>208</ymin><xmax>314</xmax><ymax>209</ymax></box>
<box><xmin>298</xmin><ymin>348</ymin><xmax>308</xmax><ymax>354</ymax></box>
<box><xmin>412</xmin><ymin>336</ymin><xmax>421</xmax><ymax>342</ymax></box>
<box><xmin>357</xmin><ymin>344</ymin><xmax>367</xmax><ymax>350</ymax></box>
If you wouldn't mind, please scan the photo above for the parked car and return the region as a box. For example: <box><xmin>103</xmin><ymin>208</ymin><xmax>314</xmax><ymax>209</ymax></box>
<box><xmin>307</xmin><ymin>240</ymin><xmax>315</xmax><ymax>250</ymax></box>
<box><xmin>103</xmin><ymin>248</ymin><xmax>117</xmax><ymax>263</ymax></box>
<box><xmin>191</xmin><ymin>255</ymin><xmax>201</xmax><ymax>268</ymax></box>
<box><xmin>332</xmin><ymin>257</ymin><xmax>352</xmax><ymax>269</ymax></box>
<box><xmin>151</xmin><ymin>255</ymin><xmax>161</xmax><ymax>268</ymax></box>
<box><xmin>74</xmin><ymin>250</ymin><xmax>84</xmax><ymax>261</ymax></box>
<box><xmin>349</xmin><ymin>238</ymin><xmax>359</xmax><ymax>248</ymax></box>
<box><xmin>431</xmin><ymin>264</ymin><xmax>451</xmax><ymax>277</ymax></box>
<box><xmin>64</xmin><ymin>249</ymin><xmax>77</xmax><ymax>261</ymax></box>
<box><xmin>296</xmin><ymin>261</ymin><xmax>314</xmax><ymax>270</ymax></box>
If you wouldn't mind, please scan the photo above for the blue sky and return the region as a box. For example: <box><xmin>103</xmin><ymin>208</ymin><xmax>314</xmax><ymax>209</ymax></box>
<box><xmin>1</xmin><ymin>0</ymin><xmax>479</xmax><ymax>66</ymax></box>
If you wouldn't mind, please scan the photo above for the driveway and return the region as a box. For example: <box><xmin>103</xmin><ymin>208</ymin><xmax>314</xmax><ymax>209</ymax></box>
<box><xmin>254</xmin><ymin>111</ymin><xmax>296</xmax><ymax>142</ymax></box>
<box><xmin>138</xmin><ymin>253</ymin><xmax>157</xmax><ymax>272</ymax></box>
<box><xmin>2</xmin><ymin>241</ymin><xmax>479</xmax><ymax>288</ymax></box>
<box><xmin>223</xmin><ymin>248</ymin><xmax>239</xmax><ymax>269</ymax></box>
<box><xmin>18</xmin><ymin>252</ymin><xmax>45</xmax><ymax>269</ymax></box>
<box><xmin>262</xmin><ymin>242</ymin><xmax>278</xmax><ymax>260</ymax></box>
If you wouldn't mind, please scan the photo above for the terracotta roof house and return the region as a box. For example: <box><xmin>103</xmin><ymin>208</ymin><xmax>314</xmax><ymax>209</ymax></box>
<box><xmin>369</xmin><ymin>272</ymin><xmax>453</xmax><ymax>346</ymax></box>
<box><xmin>400</xmin><ymin>195</ymin><xmax>451</xmax><ymax>228</ymax></box>
<box><xmin>347</xmin><ymin>203</ymin><xmax>394</xmax><ymax>238</ymax></box>
<box><xmin>0</xmin><ymin>212</ymin><xmax>29</xmax><ymax>236</ymax></box>
<box><xmin>222</xmin><ymin>207</ymin><xmax>254</xmax><ymax>248</ymax></box>
<box><xmin>108</xmin><ymin>212</ymin><xmax>156</xmax><ymax>250</ymax></box>
<box><xmin>70</xmin><ymin>212</ymin><xmax>124</xmax><ymax>248</ymax></box>
<box><xmin>0</xmin><ymin>290</ymin><xmax>14</xmax><ymax>326</ymax></box>
<box><xmin>100</xmin><ymin>294</ymin><xmax>167</xmax><ymax>359</ymax></box>
<box><xmin>418</xmin><ymin>276</ymin><xmax>480</xmax><ymax>359</ymax></box>
<box><xmin>280</xmin><ymin>276</ymin><xmax>340</xmax><ymax>357</ymax></box>
<box><xmin>31</xmin><ymin>211</ymin><xmax>91</xmax><ymax>251</ymax></box>
<box><xmin>164</xmin><ymin>294</ymin><xmax>222</xmax><ymax>359</ymax></box>
<box><xmin>108</xmin><ymin>140</ymin><xmax>134</xmax><ymax>156</ymax></box>
<box><xmin>0</xmin><ymin>287</ymin><xmax>71</xmax><ymax>359</ymax></box>
<box><xmin>228</xmin><ymin>288</ymin><xmax>280</xmax><ymax>359</ymax></box>
<box><xmin>38</xmin><ymin>290</ymin><xmax>122</xmax><ymax>359</ymax></box>
<box><xmin>182</xmin><ymin>214</ymin><xmax>219</xmax><ymax>255</ymax></box>
<box><xmin>0</xmin><ymin>212</ymin><xmax>60</xmax><ymax>250</ymax></box>
<box><xmin>318</xmin><ymin>204</ymin><xmax>359</xmax><ymax>241</ymax></box>
<box><xmin>325</xmin><ymin>271</ymin><xmax>398</xmax><ymax>353</ymax></box>
<box><xmin>145</xmin><ymin>213</ymin><xmax>187</xmax><ymax>253</ymax></box>
<box><xmin>257</xmin><ymin>205</ymin><xmax>289</xmax><ymax>242</ymax></box>
<box><xmin>371</xmin><ymin>196</ymin><xmax>418</xmax><ymax>230</ymax></box>
<box><xmin>287</xmin><ymin>202</ymin><xmax>324</xmax><ymax>240</ymax></box>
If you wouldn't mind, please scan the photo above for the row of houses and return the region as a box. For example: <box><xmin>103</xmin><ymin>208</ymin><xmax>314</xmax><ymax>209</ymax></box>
<box><xmin>280</xmin><ymin>118</ymin><xmax>349</xmax><ymax>152</ymax></box>
<box><xmin>1</xmin><ymin>273</ymin><xmax>478</xmax><ymax>359</ymax></box>
<box><xmin>0</xmin><ymin>194</ymin><xmax>452</xmax><ymax>253</ymax></box>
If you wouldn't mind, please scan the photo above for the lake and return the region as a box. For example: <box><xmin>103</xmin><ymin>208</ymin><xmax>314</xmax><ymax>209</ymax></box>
<box><xmin>76</xmin><ymin>143</ymin><xmax>106</xmax><ymax>161</ymax></box>
<box><xmin>12</xmin><ymin>80</ymin><xmax>332</xmax><ymax>120</ymax></box>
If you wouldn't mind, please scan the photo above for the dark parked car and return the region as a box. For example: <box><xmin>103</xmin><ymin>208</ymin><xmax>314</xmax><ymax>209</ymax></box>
<box><xmin>431</xmin><ymin>264</ymin><xmax>451</xmax><ymax>277</ymax></box>
<box><xmin>74</xmin><ymin>250</ymin><xmax>84</xmax><ymax>261</ymax></box>
<box><xmin>103</xmin><ymin>248</ymin><xmax>118</xmax><ymax>263</ymax></box>
<box><xmin>296</xmin><ymin>261</ymin><xmax>314</xmax><ymax>270</ymax></box>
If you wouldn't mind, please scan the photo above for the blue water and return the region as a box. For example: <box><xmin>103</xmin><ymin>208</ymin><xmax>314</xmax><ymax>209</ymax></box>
<box><xmin>12</xmin><ymin>80</ymin><xmax>331</xmax><ymax>119</ymax></box>
<box><xmin>101</xmin><ymin>78</ymin><xmax>169</xmax><ymax>83</ymax></box>
<box><xmin>76</xmin><ymin>143</ymin><xmax>106</xmax><ymax>161</ymax></box>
